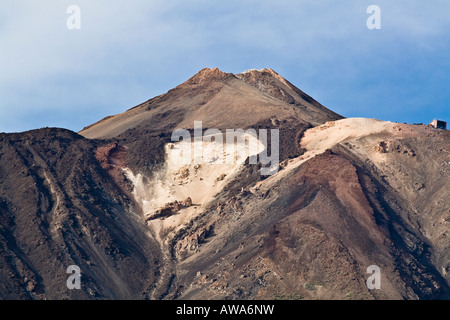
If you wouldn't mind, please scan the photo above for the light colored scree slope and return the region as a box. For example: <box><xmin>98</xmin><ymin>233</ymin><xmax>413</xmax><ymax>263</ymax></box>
<box><xmin>123</xmin><ymin>132</ymin><xmax>265</xmax><ymax>240</ymax></box>
<box><xmin>123</xmin><ymin>118</ymin><xmax>395</xmax><ymax>239</ymax></box>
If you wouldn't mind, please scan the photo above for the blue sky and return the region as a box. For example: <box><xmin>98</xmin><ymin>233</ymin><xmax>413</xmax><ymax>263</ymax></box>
<box><xmin>1</xmin><ymin>0</ymin><xmax>449</xmax><ymax>133</ymax></box>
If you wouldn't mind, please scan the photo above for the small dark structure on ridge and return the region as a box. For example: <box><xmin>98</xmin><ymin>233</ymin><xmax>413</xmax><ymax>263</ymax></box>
<box><xmin>429</xmin><ymin>119</ymin><xmax>447</xmax><ymax>130</ymax></box>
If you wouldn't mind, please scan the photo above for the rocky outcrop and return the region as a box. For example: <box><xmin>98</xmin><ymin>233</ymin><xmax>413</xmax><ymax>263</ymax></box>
<box><xmin>176</xmin><ymin>225</ymin><xmax>213</xmax><ymax>260</ymax></box>
<box><xmin>146</xmin><ymin>197</ymin><xmax>193</xmax><ymax>222</ymax></box>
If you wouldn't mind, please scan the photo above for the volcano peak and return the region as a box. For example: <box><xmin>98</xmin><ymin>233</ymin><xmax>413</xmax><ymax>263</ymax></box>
<box><xmin>186</xmin><ymin>67</ymin><xmax>235</xmax><ymax>84</ymax></box>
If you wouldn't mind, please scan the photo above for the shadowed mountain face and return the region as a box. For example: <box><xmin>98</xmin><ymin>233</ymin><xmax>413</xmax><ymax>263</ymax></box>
<box><xmin>0</xmin><ymin>68</ymin><xmax>448</xmax><ymax>300</ymax></box>
<box><xmin>0</xmin><ymin>128</ymin><xmax>161</xmax><ymax>299</ymax></box>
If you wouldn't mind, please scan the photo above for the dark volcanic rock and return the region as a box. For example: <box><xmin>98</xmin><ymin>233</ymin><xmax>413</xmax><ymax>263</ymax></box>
<box><xmin>0</xmin><ymin>128</ymin><xmax>161</xmax><ymax>299</ymax></box>
<box><xmin>1</xmin><ymin>69</ymin><xmax>449</xmax><ymax>300</ymax></box>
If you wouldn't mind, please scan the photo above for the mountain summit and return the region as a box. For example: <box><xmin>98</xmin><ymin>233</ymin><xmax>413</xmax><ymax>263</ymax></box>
<box><xmin>0</xmin><ymin>68</ymin><xmax>448</xmax><ymax>300</ymax></box>
<box><xmin>79</xmin><ymin>67</ymin><xmax>341</xmax><ymax>139</ymax></box>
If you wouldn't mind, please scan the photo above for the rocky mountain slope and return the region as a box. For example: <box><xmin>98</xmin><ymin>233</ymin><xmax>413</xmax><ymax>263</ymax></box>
<box><xmin>0</xmin><ymin>68</ymin><xmax>448</xmax><ymax>299</ymax></box>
